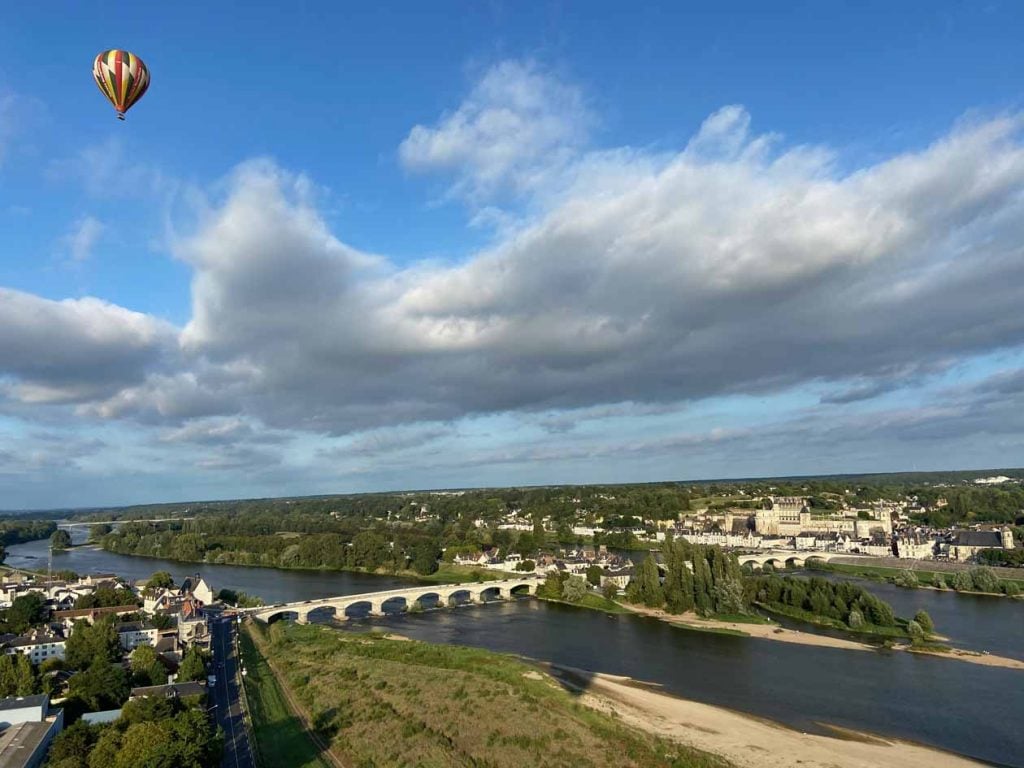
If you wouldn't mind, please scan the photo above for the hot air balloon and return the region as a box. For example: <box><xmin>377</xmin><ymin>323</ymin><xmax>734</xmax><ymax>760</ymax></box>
<box><xmin>93</xmin><ymin>49</ymin><xmax>150</xmax><ymax>120</ymax></box>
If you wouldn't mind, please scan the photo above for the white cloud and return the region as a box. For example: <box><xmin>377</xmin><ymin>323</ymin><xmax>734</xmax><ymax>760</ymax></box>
<box><xmin>0</xmin><ymin>288</ymin><xmax>176</xmax><ymax>404</ymax></box>
<box><xmin>399</xmin><ymin>60</ymin><xmax>591</xmax><ymax>202</ymax></box>
<box><xmin>60</xmin><ymin>216</ymin><xmax>105</xmax><ymax>263</ymax></box>
<box><xmin>6</xmin><ymin>59</ymin><xmax>1024</xmax><ymax>489</ymax></box>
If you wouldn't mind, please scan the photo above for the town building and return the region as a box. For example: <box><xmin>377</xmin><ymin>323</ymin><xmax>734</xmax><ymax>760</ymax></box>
<box><xmin>0</xmin><ymin>695</ymin><xmax>63</xmax><ymax>768</ymax></box>
<box><xmin>943</xmin><ymin>528</ymin><xmax>1015</xmax><ymax>562</ymax></box>
<box><xmin>116</xmin><ymin>622</ymin><xmax>159</xmax><ymax>651</ymax></box>
<box><xmin>2</xmin><ymin>631</ymin><xmax>65</xmax><ymax>665</ymax></box>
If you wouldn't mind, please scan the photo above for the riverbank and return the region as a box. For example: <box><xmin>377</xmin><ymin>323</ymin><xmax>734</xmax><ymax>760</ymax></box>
<box><xmin>94</xmin><ymin>544</ymin><xmax>509</xmax><ymax>585</ymax></box>
<box><xmin>550</xmin><ymin>664</ymin><xmax>986</xmax><ymax>768</ymax></box>
<box><xmin>811</xmin><ymin>561</ymin><xmax>1024</xmax><ymax>595</ymax></box>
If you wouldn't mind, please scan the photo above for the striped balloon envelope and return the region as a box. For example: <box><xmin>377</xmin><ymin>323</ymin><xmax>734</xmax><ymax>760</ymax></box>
<box><xmin>93</xmin><ymin>49</ymin><xmax>150</xmax><ymax>120</ymax></box>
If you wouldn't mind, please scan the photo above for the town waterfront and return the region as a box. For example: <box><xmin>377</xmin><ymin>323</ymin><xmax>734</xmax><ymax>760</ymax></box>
<box><xmin>6</xmin><ymin>534</ymin><xmax>1023</xmax><ymax>767</ymax></box>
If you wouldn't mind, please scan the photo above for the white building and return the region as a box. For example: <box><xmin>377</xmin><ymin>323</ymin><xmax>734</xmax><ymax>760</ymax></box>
<box><xmin>3</xmin><ymin>633</ymin><xmax>65</xmax><ymax>665</ymax></box>
<box><xmin>0</xmin><ymin>694</ymin><xmax>64</xmax><ymax>768</ymax></box>
<box><xmin>116</xmin><ymin>622</ymin><xmax>159</xmax><ymax>651</ymax></box>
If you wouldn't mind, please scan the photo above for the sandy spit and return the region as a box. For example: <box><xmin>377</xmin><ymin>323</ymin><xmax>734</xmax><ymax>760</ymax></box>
<box><xmin>621</xmin><ymin>605</ymin><xmax>1024</xmax><ymax>669</ymax></box>
<box><xmin>549</xmin><ymin>664</ymin><xmax>985</xmax><ymax>768</ymax></box>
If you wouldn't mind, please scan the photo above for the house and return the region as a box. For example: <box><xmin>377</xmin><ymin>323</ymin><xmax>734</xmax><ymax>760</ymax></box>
<box><xmin>0</xmin><ymin>695</ymin><xmax>64</xmax><ymax>768</ymax></box>
<box><xmin>52</xmin><ymin>605</ymin><xmax>138</xmax><ymax>633</ymax></box>
<box><xmin>178</xmin><ymin>575</ymin><xmax>215</xmax><ymax>605</ymax></box>
<box><xmin>600</xmin><ymin>567</ymin><xmax>634</xmax><ymax>590</ymax></box>
<box><xmin>2</xmin><ymin>631</ymin><xmax>65</xmax><ymax>665</ymax></box>
<box><xmin>116</xmin><ymin>622</ymin><xmax>159</xmax><ymax>652</ymax></box>
<box><xmin>944</xmin><ymin>529</ymin><xmax>1014</xmax><ymax>562</ymax></box>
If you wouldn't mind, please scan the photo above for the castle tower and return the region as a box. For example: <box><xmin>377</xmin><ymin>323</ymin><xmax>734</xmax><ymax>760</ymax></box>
<box><xmin>1002</xmin><ymin>528</ymin><xmax>1014</xmax><ymax>549</ymax></box>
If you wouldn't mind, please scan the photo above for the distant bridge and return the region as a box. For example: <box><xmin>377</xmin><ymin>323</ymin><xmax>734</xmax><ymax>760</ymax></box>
<box><xmin>59</xmin><ymin>517</ymin><xmax>195</xmax><ymax>527</ymax></box>
<box><xmin>248</xmin><ymin>577</ymin><xmax>540</xmax><ymax>624</ymax></box>
<box><xmin>734</xmin><ymin>550</ymin><xmax>847</xmax><ymax>570</ymax></box>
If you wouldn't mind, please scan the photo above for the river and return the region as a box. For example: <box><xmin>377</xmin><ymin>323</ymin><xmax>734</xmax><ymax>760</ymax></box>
<box><xmin>5</xmin><ymin>532</ymin><xmax>1023</xmax><ymax>767</ymax></box>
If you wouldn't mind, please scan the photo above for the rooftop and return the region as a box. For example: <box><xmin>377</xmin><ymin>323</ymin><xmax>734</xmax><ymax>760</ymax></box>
<box><xmin>0</xmin><ymin>696</ymin><xmax>47</xmax><ymax>714</ymax></box>
<box><xmin>0</xmin><ymin>721</ymin><xmax>52</xmax><ymax>768</ymax></box>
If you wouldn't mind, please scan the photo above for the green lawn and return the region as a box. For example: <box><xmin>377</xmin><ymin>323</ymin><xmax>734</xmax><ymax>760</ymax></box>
<box><xmin>239</xmin><ymin>626</ymin><xmax>332</xmax><ymax>768</ymax></box>
<box><xmin>412</xmin><ymin>564</ymin><xmax>508</xmax><ymax>584</ymax></box>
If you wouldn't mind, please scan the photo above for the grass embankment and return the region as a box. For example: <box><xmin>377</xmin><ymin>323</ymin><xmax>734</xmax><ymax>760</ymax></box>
<box><xmin>245</xmin><ymin>621</ymin><xmax>730</xmax><ymax>768</ymax></box>
<box><xmin>538</xmin><ymin>593</ymin><xmax>633</xmax><ymax>614</ymax></box>
<box><xmin>239</xmin><ymin>626</ymin><xmax>333</xmax><ymax>768</ymax></box>
<box><xmin>815</xmin><ymin>562</ymin><xmax>1024</xmax><ymax>592</ymax></box>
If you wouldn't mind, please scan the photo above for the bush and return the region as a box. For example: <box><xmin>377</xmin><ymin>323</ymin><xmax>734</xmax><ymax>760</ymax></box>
<box><xmin>906</xmin><ymin>620</ymin><xmax>924</xmax><ymax>638</ymax></box>
<box><xmin>968</xmin><ymin>567</ymin><xmax>1001</xmax><ymax>593</ymax></box>
<box><xmin>1002</xmin><ymin>581</ymin><xmax>1021</xmax><ymax>597</ymax></box>
<box><xmin>894</xmin><ymin>570</ymin><xmax>919</xmax><ymax>589</ymax></box>
<box><xmin>951</xmin><ymin>570</ymin><xmax>974</xmax><ymax>591</ymax></box>
<box><xmin>515</xmin><ymin>559</ymin><xmax>535</xmax><ymax>572</ymax></box>
<box><xmin>561</xmin><ymin>576</ymin><xmax>588</xmax><ymax>603</ymax></box>
<box><xmin>847</xmin><ymin>608</ymin><xmax>864</xmax><ymax>629</ymax></box>
<box><xmin>913</xmin><ymin>610</ymin><xmax>934</xmax><ymax>634</ymax></box>
<box><xmin>932</xmin><ymin>573</ymin><xmax>947</xmax><ymax>589</ymax></box>
<box><xmin>602</xmin><ymin>582</ymin><xmax>619</xmax><ymax>601</ymax></box>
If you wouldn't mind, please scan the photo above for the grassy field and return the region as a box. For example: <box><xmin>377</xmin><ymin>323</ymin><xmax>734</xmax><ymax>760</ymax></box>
<box><xmin>245</xmin><ymin>621</ymin><xmax>731</xmax><ymax>768</ymax></box>
<box><xmin>239</xmin><ymin>627</ymin><xmax>333</xmax><ymax>768</ymax></box>
<box><xmin>816</xmin><ymin>561</ymin><xmax>1024</xmax><ymax>591</ymax></box>
<box><xmin>413</xmin><ymin>563</ymin><xmax>508</xmax><ymax>584</ymax></box>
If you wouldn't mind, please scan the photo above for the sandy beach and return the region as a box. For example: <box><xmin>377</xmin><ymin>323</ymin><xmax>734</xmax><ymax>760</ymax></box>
<box><xmin>549</xmin><ymin>665</ymin><xmax>985</xmax><ymax>768</ymax></box>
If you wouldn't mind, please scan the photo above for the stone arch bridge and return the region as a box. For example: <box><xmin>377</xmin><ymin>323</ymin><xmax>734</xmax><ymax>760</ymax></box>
<box><xmin>734</xmin><ymin>550</ymin><xmax>845</xmax><ymax>570</ymax></box>
<box><xmin>248</xmin><ymin>577</ymin><xmax>539</xmax><ymax>624</ymax></box>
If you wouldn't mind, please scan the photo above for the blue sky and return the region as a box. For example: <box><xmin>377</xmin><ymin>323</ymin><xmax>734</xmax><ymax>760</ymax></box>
<box><xmin>2</xmin><ymin>1</ymin><xmax>1024</xmax><ymax>508</ymax></box>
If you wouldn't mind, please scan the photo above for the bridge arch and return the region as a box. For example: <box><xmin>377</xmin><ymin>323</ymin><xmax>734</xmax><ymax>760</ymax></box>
<box><xmin>447</xmin><ymin>589</ymin><xmax>474</xmax><ymax>606</ymax></box>
<box><xmin>305</xmin><ymin>605</ymin><xmax>339</xmax><ymax>623</ymax></box>
<box><xmin>343</xmin><ymin>600</ymin><xmax>376</xmax><ymax>619</ymax></box>
<box><xmin>509</xmin><ymin>583</ymin><xmax>533</xmax><ymax>597</ymax></box>
<box><xmin>265</xmin><ymin>609</ymin><xmax>299</xmax><ymax>624</ymax></box>
<box><xmin>476</xmin><ymin>585</ymin><xmax>504</xmax><ymax>602</ymax></box>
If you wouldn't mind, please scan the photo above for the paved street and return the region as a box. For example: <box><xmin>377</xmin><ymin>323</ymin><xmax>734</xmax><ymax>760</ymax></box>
<box><xmin>211</xmin><ymin>616</ymin><xmax>256</xmax><ymax>768</ymax></box>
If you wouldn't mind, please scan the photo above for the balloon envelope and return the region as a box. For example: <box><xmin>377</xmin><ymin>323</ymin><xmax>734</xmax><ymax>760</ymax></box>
<box><xmin>93</xmin><ymin>49</ymin><xmax>150</xmax><ymax>120</ymax></box>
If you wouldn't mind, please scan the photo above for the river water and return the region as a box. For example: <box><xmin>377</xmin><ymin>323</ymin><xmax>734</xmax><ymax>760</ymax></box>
<box><xmin>6</xmin><ymin>532</ymin><xmax>1023</xmax><ymax>766</ymax></box>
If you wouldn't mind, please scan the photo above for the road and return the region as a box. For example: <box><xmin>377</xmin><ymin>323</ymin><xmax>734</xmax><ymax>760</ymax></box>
<box><xmin>211</xmin><ymin>616</ymin><xmax>256</xmax><ymax>768</ymax></box>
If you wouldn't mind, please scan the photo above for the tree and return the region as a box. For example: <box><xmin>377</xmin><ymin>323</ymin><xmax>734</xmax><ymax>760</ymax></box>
<box><xmin>514</xmin><ymin>559</ymin><xmax>535</xmax><ymax>572</ymax></box>
<box><xmin>130</xmin><ymin>644</ymin><xmax>167</xmax><ymax>687</ymax></box>
<box><xmin>50</xmin><ymin>529</ymin><xmax>73</xmax><ymax>551</ymax></box>
<box><xmin>894</xmin><ymin>570</ymin><xmax>919</xmax><ymax>589</ymax></box>
<box><xmin>847</xmin><ymin>608</ymin><xmax>865</xmax><ymax>629</ymax></box>
<box><xmin>951</xmin><ymin>570</ymin><xmax>974</xmax><ymax>592</ymax></box>
<box><xmin>46</xmin><ymin>720</ymin><xmax>99</xmax><ymax>768</ymax></box>
<box><xmin>932</xmin><ymin>572</ymin><xmax>947</xmax><ymax>589</ymax></box>
<box><xmin>630</xmin><ymin>555</ymin><xmax>664</xmax><ymax>609</ymax></box>
<box><xmin>906</xmin><ymin>619</ymin><xmax>924</xmax><ymax>638</ymax></box>
<box><xmin>69</xmin><ymin>656</ymin><xmax>129</xmax><ymax>711</ymax></box>
<box><xmin>65</xmin><ymin>619</ymin><xmax>121</xmax><ymax>670</ymax></box>
<box><xmin>968</xmin><ymin>566</ymin><xmax>1000</xmax><ymax>593</ymax></box>
<box><xmin>351</xmin><ymin>531</ymin><xmax>389</xmax><ymax>570</ymax></box>
<box><xmin>5</xmin><ymin>592</ymin><xmax>47</xmax><ymax>633</ymax></box>
<box><xmin>913</xmin><ymin>609</ymin><xmax>934</xmax><ymax>634</ymax></box>
<box><xmin>121</xmin><ymin>694</ymin><xmax>178</xmax><ymax>725</ymax></box>
<box><xmin>146</xmin><ymin>571</ymin><xmax>174</xmax><ymax>591</ymax></box>
<box><xmin>585</xmin><ymin>565</ymin><xmax>604</xmax><ymax>586</ymax></box>
<box><xmin>561</xmin><ymin>575</ymin><xmax>588</xmax><ymax>603</ymax></box>
<box><xmin>602</xmin><ymin>582</ymin><xmax>619</xmax><ymax>601</ymax></box>
<box><xmin>1002</xmin><ymin>580</ymin><xmax>1021</xmax><ymax>597</ymax></box>
<box><xmin>410</xmin><ymin>540</ymin><xmax>440</xmax><ymax>575</ymax></box>
<box><xmin>13</xmin><ymin>653</ymin><xmax>34</xmax><ymax>696</ymax></box>
<box><xmin>88</xmin><ymin>524</ymin><xmax>113</xmax><ymax>543</ymax></box>
<box><xmin>176</xmin><ymin>647</ymin><xmax>207</xmax><ymax>682</ymax></box>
